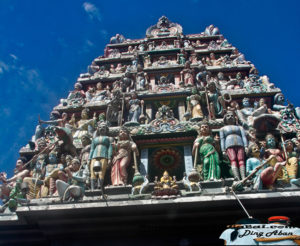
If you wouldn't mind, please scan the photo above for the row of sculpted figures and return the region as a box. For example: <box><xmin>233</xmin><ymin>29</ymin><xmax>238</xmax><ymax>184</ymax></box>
<box><xmin>0</xmin><ymin>122</ymin><xmax>140</xmax><ymax>212</ymax></box>
<box><xmin>1</xmin><ymin>101</ymin><xmax>300</xmax><ymax>212</ymax></box>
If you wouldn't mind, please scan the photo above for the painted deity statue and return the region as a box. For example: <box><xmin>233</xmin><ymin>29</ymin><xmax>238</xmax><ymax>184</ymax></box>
<box><xmin>219</xmin><ymin>111</ymin><xmax>248</xmax><ymax>180</ymax></box>
<box><xmin>180</xmin><ymin>61</ymin><xmax>194</xmax><ymax>86</ymax></box>
<box><xmin>246</xmin><ymin>143</ymin><xmax>265</xmax><ymax>190</ymax></box>
<box><xmin>201</xmin><ymin>82</ymin><xmax>225</xmax><ymax>119</ymax></box>
<box><xmin>153</xmin><ymin>171</ymin><xmax>179</xmax><ymax>195</ymax></box>
<box><xmin>106</xmin><ymin>89</ymin><xmax>123</xmax><ymax>126</ymax></box>
<box><xmin>91</xmin><ymin>82</ymin><xmax>111</xmax><ymax>102</ymax></box>
<box><xmin>192</xmin><ymin>122</ymin><xmax>221</xmax><ymax>181</ymax></box>
<box><xmin>23</xmin><ymin>154</ymin><xmax>47</xmax><ymax>199</ymax></box>
<box><xmin>41</xmin><ymin>150</ymin><xmax>66</xmax><ymax>197</ymax></box>
<box><xmin>135</xmin><ymin>65</ymin><xmax>148</xmax><ymax>91</ymax></box>
<box><xmin>111</xmin><ymin>128</ymin><xmax>139</xmax><ymax>186</ymax></box>
<box><xmin>62</xmin><ymin>82</ymin><xmax>86</xmax><ymax>106</ymax></box>
<box><xmin>260</xmin><ymin>134</ymin><xmax>286</xmax><ymax>188</ymax></box>
<box><xmin>284</xmin><ymin>139</ymin><xmax>300</xmax><ymax>186</ymax></box>
<box><xmin>126</xmin><ymin>92</ymin><xmax>143</xmax><ymax>125</ymax></box>
<box><xmin>73</xmin><ymin>109</ymin><xmax>96</xmax><ymax>146</ymax></box>
<box><xmin>89</xmin><ymin>122</ymin><xmax>113</xmax><ymax>194</ymax></box>
<box><xmin>186</xmin><ymin>88</ymin><xmax>204</xmax><ymax>121</ymax></box>
<box><xmin>56</xmin><ymin>158</ymin><xmax>88</xmax><ymax>201</ymax></box>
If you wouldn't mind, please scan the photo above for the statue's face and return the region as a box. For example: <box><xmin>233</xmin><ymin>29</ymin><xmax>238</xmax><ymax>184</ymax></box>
<box><xmin>200</xmin><ymin>124</ymin><xmax>209</xmax><ymax>135</ymax></box>
<box><xmin>286</xmin><ymin>141</ymin><xmax>294</xmax><ymax>151</ymax></box>
<box><xmin>70</xmin><ymin>160</ymin><xmax>80</xmax><ymax>172</ymax></box>
<box><xmin>243</xmin><ymin>99</ymin><xmax>250</xmax><ymax>107</ymax></box>
<box><xmin>225</xmin><ymin>112</ymin><xmax>235</xmax><ymax>125</ymax></box>
<box><xmin>251</xmin><ymin>144</ymin><xmax>260</xmax><ymax>157</ymax></box>
<box><xmin>81</xmin><ymin>136</ymin><xmax>90</xmax><ymax>147</ymax></box>
<box><xmin>81</xmin><ymin>110</ymin><xmax>88</xmax><ymax>119</ymax></box>
<box><xmin>119</xmin><ymin>129</ymin><xmax>129</xmax><ymax>140</ymax></box>
<box><xmin>218</xmin><ymin>72</ymin><xmax>224</xmax><ymax>80</ymax></box>
<box><xmin>16</xmin><ymin>159</ymin><xmax>24</xmax><ymax>170</ymax></box>
<box><xmin>259</xmin><ymin>99</ymin><xmax>265</xmax><ymax>107</ymax></box>
<box><xmin>97</xmin><ymin>83</ymin><xmax>103</xmax><ymax>90</ymax></box>
<box><xmin>266</xmin><ymin>136</ymin><xmax>276</xmax><ymax>148</ymax></box>
<box><xmin>98</xmin><ymin>125</ymin><xmax>108</xmax><ymax>136</ymax></box>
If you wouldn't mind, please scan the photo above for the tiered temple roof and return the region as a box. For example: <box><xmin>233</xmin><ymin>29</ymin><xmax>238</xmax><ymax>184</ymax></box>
<box><xmin>1</xmin><ymin>16</ymin><xmax>300</xmax><ymax>245</ymax></box>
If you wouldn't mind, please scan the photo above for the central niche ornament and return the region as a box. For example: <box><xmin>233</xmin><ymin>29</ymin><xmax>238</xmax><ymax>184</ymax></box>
<box><xmin>152</xmin><ymin>148</ymin><xmax>181</xmax><ymax>170</ymax></box>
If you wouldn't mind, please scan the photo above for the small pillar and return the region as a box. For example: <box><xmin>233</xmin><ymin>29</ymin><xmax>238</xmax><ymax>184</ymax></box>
<box><xmin>140</xmin><ymin>148</ymin><xmax>149</xmax><ymax>176</ymax></box>
<box><xmin>184</xmin><ymin>145</ymin><xmax>193</xmax><ymax>175</ymax></box>
<box><xmin>146</xmin><ymin>103</ymin><xmax>152</xmax><ymax>123</ymax></box>
<box><xmin>178</xmin><ymin>101</ymin><xmax>186</xmax><ymax>121</ymax></box>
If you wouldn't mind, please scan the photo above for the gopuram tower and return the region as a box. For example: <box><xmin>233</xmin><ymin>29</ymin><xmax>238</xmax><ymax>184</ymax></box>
<box><xmin>1</xmin><ymin>16</ymin><xmax>300</xmax><ymax>245</ymax></box>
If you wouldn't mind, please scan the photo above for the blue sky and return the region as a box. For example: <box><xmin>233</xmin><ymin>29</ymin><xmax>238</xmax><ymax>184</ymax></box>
<box><xmin>0</xmin><ymin>0</ymin><xmax>299</xmax><ymax>176</ymax></box>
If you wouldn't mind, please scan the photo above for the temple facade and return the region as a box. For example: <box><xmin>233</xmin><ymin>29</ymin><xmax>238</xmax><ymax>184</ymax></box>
<box><xmin>1</xmin><ymin>16</ymin><xmax>300</xmax><ymax>245</ymax></box>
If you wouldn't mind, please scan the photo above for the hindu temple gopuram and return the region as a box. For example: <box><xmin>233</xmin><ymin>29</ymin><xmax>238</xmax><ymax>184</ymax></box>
<box><xmin>1</xmin><ymin>16</ymin><xmax>300</xmax><ymax>245</ymax></box>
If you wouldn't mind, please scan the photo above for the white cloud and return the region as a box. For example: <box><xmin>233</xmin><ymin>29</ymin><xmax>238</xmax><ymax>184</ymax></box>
<box><xmin>82</xmin><ymin>2</ymin><xmax>102</xmax><ymax>21</ymax></box>
<box><xmin>9</xmin><ymin>54</ymin><xmax>18</xmax><ymax>61</ymax></box>
<box><xmin>0</xmin><ymin>61</ymin><xmax>9</xmax><ymax>74</ymax></box>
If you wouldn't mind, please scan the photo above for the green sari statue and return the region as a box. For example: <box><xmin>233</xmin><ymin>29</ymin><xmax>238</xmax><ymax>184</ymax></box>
<box><xmin>193</xmin><ymin>123</ymin><xmax>221</xmax><ymax>181</ymax></box>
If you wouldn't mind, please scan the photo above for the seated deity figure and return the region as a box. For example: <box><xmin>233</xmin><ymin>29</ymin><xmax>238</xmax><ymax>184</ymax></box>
<box><xmin>207</xmin><ymin>53</ymin><xmax>222</xmax><ymax>66</ymax></box>
<box><xmin>153</xmin><ymin>171</ymin><xmax>179</xmax><ymax>196</ymax></box>
<box><xmin>85</xmin><ymin>86</ymin><xmax>95</xmax><ymax>102</ymax></box>
<box><xmin>237</xmin><ymin>98</ymin><xmax>270</xmax><ymax>129</ymax></box>
<box><xmin>111</xmin><ymin>127</ymin><xmax>139</xmax><ymax>186</ymax></box>
<box><xmin>260</xmin><ymin>134</ymin><xmax>287</xmax><ymax>188</ymax></box>
<box><xmin>230</xmin><ymin>49</ymin><xmax>247</xmax><ymax>65</ymax></box>
<box><xmin>89</xmin><ymin>122</ymin><xmax>113</xmax><ymax>196</ymax></box>
<box><xmin>219</xmin><ymin>111</ymin><xmax>248</xmax><ymax>180</ymax></box>
<box><xmin>246</xmin><ymin>143</ymin><xmax>266</xmax><ymax>190</ymax></box>
<box><xmin>93</xmin><ymin>66</ymin><xmax>109</xmax><ymax>78</ymax></box>
<box><xmin>180</xmin><ymin>61</ymin><xmax>194</xmax><ymax>86</ymax></box>
<box><xmin>41</xmin><ymin>150</ymin><xmax>65</xmax><ymax>197</ymax></box>
<box><xmin>115</xmin><ymin>63</ymin><xmax>126</xmax><ymax>73</ymax></box>
<box><xmin>91</xmin><ymin>82</ymin><xmax>110</xmax><ymax>102</ymax></box>
<box><xmin>4</xmin><ymin>157</ymin><xmax>29</xmax><ymax>189</ymax></box>
<box><xmin>61</xmin><ymin>82</ymin><xmax>85</xmax><ymax>107</ymax></box>
<box><xmin>56</xmin><ymin>158</ymin><xmax>88</xmax><ymax>201</ymax></box>
<box><xmin>207</xmin><ymin>40</ymin><xmax>219</xmax><ymax>50</ymax></box>
<box><xmin>273</xmin><ymin>93</ymin><xmax>300</xmax><ymax>119</ymax></box>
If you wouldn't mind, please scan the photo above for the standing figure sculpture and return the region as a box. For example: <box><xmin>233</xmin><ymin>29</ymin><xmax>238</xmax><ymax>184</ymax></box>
<box><xmin>125</xmin><ymin>92</ymin><xmax>144</xmax><ymax>126</ymax></box>
<box><xmin>89</xmin><ymin>122</ymin><xmax>113</xmax><ymax>195</ymax></box>
<box><xmin>202</xmin><ymin>82</ymin><xmax>226</xmax><ymax>119</ymax></box>
<box><xmin>192</xmin><ymin>122</ymin><xmax>221</xmax><ymax>180</ymax></box>
<box><xmin>180</xmin><ymin>61</ymin><xmax>194</xmax><ymax>86</ymax></box>
<box><xmin>219</xmin><ymin>111</ymin><xmax>248</xmax><ymax>180</ymax></box>
<box><xmin>111</xmin><ymin>128</ymin><xmax>139</xmax><ymax>186</ymax></box>
<box><xmin>186</xmin><ymin>88</ymin><xmax>204</xmax><ymax>121</ymax></box>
